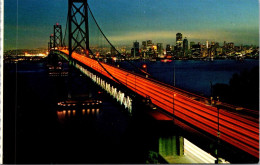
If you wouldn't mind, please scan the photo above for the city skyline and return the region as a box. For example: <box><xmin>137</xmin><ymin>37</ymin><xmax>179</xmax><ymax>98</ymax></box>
<box><xmin>4</xmin><ymin>0</ymin><xmax>259</xmax><ymax>50</ymax></box>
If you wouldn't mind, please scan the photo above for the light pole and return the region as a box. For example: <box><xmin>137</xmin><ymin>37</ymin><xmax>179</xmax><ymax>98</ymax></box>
<box><xmin>173</xmin><ymin>61</ymin><xmax>176</xmax><ymax>118</ymax></box>
<box><xmin>142</xmin><ymin>63</ymin><xmax>149</xmax><ymax>78</ymax></box>
<box><xmin>215</xmin><ymin>96</ymin><xmax>220</xmax><ymax>164</ymax></box>
<box><xmin>173</xmin><ymin>93</ymin><xmax>176</xmax><ymax>118</ymax></box>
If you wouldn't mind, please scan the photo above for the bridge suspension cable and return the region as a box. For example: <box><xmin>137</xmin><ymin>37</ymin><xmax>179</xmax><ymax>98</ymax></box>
<box><xmin>62</xmin><ymin>14</ymin><xmax>68</xmax><ymax>47</ymax></box>
<box><xmin>60</xmin><ymin>1</ymin><xmax>124</xmax><ymax>86</ymax></box>
<box><xmin>60</xmin><ymin>0</ymin><xmax>151</xmax><ymax>81</ymax></box>
<box><xmin>87</xmin><ymin>4</ymin><xmax>151</xmax><ymax>77</ymax></box>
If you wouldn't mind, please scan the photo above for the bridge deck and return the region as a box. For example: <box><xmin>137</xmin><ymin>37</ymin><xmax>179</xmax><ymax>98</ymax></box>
<box><xmin>57</xmin><ymin>50</ymin><xmax>259</xmax><ymax>158</ymax></box>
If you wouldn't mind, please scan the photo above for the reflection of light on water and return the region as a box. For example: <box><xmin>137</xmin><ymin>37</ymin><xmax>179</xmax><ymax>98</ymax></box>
<box><xmin>63</xmin><ymin>110</ymin><xmax>66</xmax><ymax>116</ymax></box>
<box><xmin>57</xmin><ymin>111</ymin><xmax>65</xmax><ymax>121</ymax></box>
<box><xmin>82</xmin><ymin>109</ymin><xmax>85</xmax><ymax>115</ymax></box>
<box><xmin>68</xmin><ymin>110</ymin><xmax>71</xmax><ymax>117</ymax></box>
<box><xmin>96</xmin><ymin>109</ymin><xmax>99</xmax><ymax>115</ymax></box>
<box><xmin>92</xmin><ymin>109</ymin><xmax>95</xmax><ymax>114</ymax></box>
<box><xmin>87</xmin><ymin>109</ymin><xmax>90</xmax><ymax>115</ymax></box>
<box><xmin>73</xmin><ymin>110</ymin><xmax>76</xmax><ymax>116</ymax></box>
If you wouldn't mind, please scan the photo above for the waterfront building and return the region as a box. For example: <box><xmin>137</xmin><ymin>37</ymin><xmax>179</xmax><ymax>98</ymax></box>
<box><xmin>183</xmin><ymin>38</ymin><xmax>188</xmax><ymax>57</ymax></box>
<box><xmin>131</xmin><ymin>41</ymin><xmax>140</xmax><ymax>58</ymax></box>
<box><xmin>190</xmin><ymin>41</ymin><xmax>195</xmax><ymax>49</ymax></box>
<box><xmin>166</xmin><ymin>44</ymin><xmax>171</xmax><ymax>55</ymax></box>
<box><xmin>228</xmin><ymin>42</ymin><xmax>235</xmax><ymax>49</ymax></box>
<box><xmin>183</xmin><ymin>38</ymin><xmax>188</xmax><ymax>51</ymax></box>
<box><xmin>147</xmin><ymin>40</ymin><xmax>153</xmax><ymax>47</ymax></box>
<box><xmin>216</xmin><ymin>47</ymin><xmax>223</xmax><ymax>55</ymax></box>
<box><xmin>142</xmin><ymin>41</ymin><xmax>147</xmax><ymax>50</ymax></box>
<box><xmin>157</xmin><ymin>43</ymin><xmax>163</xmax><ymax>55</ymax></box>
<box><xmin>176</xmin><ymin>33</ymin><xmax>183</xmax><ymax>48</ymax></box>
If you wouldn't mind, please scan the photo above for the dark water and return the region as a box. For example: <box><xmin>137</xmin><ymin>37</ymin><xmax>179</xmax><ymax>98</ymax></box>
<box><xmin>119</xmin><ymin>59</ymin><xmax>259</xmax><ymax>96</ymax></box>
<box><xmin>3</xmin><ymin>61</ymin><xmax>258</xmax><ymax>164</ymax></box>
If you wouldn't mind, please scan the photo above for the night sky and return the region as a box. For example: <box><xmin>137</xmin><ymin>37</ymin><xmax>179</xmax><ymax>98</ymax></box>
<box><xmin>4</xmin><ymin>0</ymin><xmax>259</xmax><ymax>50</ymax></box>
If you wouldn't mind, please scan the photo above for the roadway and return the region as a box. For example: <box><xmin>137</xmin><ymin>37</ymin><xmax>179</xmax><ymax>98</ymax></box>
<box><xmin>59</xmin><ymin>49</ymin><xmax>259</xmax><ymax>158</ymax></box>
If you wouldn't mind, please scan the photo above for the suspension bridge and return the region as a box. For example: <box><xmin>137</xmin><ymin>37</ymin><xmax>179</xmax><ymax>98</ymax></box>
<box><xmin>47</xmin><ymin>0</ymin><xmax>259</xmax><ymax>160</ymax></box>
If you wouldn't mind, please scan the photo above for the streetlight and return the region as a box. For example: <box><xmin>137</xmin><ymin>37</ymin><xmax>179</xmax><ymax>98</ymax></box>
<box><xmin>173</xmin><ymin>93</ymin><xmax>176</xmax><ymax>117</ymax></box>
<box><xmin>215</xmin><ymin>96</ymin><xmax>220</xmax><ymax>164</ymax></box>
<box><xmin>142</xmin><ymin>63</ymin><xmax>148</xmax><ymax>78</ymax></box>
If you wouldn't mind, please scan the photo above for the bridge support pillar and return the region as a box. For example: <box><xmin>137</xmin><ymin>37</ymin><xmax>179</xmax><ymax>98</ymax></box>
<box><xmin>49</xmin><ymin>34</ymin><xmax>54</xmax><ymax>51</ymax></box>
<box><xmin>146</xmin><ymin>134</ymin><xmax>184</xmax><ymax>164</ymax></box>
<box><xmin>159</xmin><ymin>135</ymin><xmax>184</xmax><ymax>157</ymax></box>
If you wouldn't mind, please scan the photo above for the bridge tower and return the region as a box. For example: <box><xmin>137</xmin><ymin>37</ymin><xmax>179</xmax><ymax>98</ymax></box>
<box><xmin>54</xmin><ymin>23</ymin><xmax>63</xmax><ymax>50</ymax></box>
<box><xmin>48</xmin><ymin>42</ymin><xmax>51</xmax><ymax>52</ymax></box>
<box><xmin>49</xmin><ymin>34</ymin><xmax>54</xmax><ymax>51</ymax></box>
<box><xmin>68</xmin><ymin>0</ymin><xmax>89</xmax><ymax>59</ymax></box>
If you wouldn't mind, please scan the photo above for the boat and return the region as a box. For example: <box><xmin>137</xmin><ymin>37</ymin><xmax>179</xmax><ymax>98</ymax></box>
<box><xmin>57</xmin><ymin>99</ymin><xmax>102</xmax><ymax>110</ymax></box>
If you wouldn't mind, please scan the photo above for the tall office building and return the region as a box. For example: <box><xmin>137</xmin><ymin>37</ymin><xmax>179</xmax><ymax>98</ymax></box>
<box><xmin>206</xmin><ymin>40</ymin><xmax>209</xmax><ymax>49</ymax></box>
<box><xmin>157</xmin><ymin>43</ymin><xmax>163</xmax><ymax>55</ymax></box>
<box><xmin>142</xmin><ymin>41</ymin><xmax>147</xmax><ymax>50</ymax></box>
<box><xmin>176</xmin><ymin>33</ymin><xmax>183</xmax><ymax>48</ymax></box>
<box><xmin>133</xmin><ymin>41</ymin><xmax>139</xmax><ymax>49</ymax></box>
<box><xmin>146</xmin><ymin>40</ymin><xmax>153</xmax><ymax>52</ymax></box>
<box><xmin>183</xmin><ymin>38</ymin><xmax>188</xmax><ymax>51</ymax></box>
<box><xmin>131</xmin><ymin>41</ymin><xmax>140</xmax><ymax>58</ymax></box>
<box><xmin>176</xmin><ymin>33</ymin><xmax>182</xmax><ymax>42</ymax></box>
<box><xmin>147</xmin><ymin>40</ymin><xmax>153</xmax><ymax>47</ymax></box>
<box><xmin>166</xmin><ymin>44</ymin><xmax>171</xmax><ymax>55</ymax></box>
<box><xmin>190</xmin><ymin>41</ymin><xmax>195</xmax><ymax>49</ymax></box>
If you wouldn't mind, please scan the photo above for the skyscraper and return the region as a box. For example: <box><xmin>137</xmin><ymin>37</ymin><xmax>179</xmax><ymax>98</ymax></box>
<box><xmin>157</xmin><ymin>43</ymin><xmax>163</xmax><ymax>55</ymax></box>
<box><xmin>133</xmin><ymin>41</ymin><xmax>139</xmax><ymax>49</ymax></box>
<box><xmin>131</xmin><ymin>41</ymin><xmax>140</xmax><ymax>58</ymax></box>
<box><xmin>176</xmin><ymin>33</ymin><xmax>183</xmax><ymax>48</ymax></box>
<box><xmin>176</xmin><ymin>33</ymin><xmax>182</xmax><ymax>42</ymax></box>
<box><xmin>206</xmin><ymin>40</ymin><xmax>209</xmax><ymax>49</ymax></box>
<box><xmin>147</xmin><ymin>40</ymin><xmax>153</xmax><ymax>47</ymax></box>
<box><xmin>166</xmin><ymin>44</ymin><xmax>171</xmax><ymax>55</ymax></box>
<box><xmin>142</xmin><ymin>41</ymin><xmax>147</xmax><ymax>50</ymax></box>
<box><xmin>183</xmin><ymin>37</ymin><xmax>188</xmax><ymax>57</ymax></box>
<box><xmin>183</xmin><ymin>37</ymin><xmax>188</xmax><ymax>51</ymax></box>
